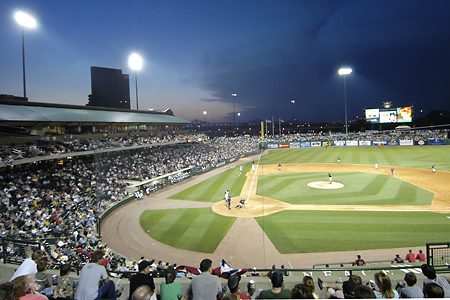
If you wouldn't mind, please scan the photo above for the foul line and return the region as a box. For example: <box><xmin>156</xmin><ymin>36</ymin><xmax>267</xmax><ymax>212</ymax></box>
<box><xmin>246</xmin><ymin>150</ymin><xmax>264</xmax><ymax>203</ymax></box>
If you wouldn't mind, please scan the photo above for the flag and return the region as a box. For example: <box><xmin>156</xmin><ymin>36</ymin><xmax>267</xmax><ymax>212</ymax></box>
<box><xmin>279</xmin><ymin>119</ymin><xmax>285</xmax><ymax>123</ymax></box>
<box><xmin>176</xmin><ymin>260</ymin><xmax>250</xmax><ymax>279</ymax></box>
<box><xmin>3</xmin><ymin>156</ymin><xmax>13</xmax><ymax>166</ymax></box>
<box><xmin>265</xmin><ymin>119</ymin><xmax>272</xmax><ymax>123</ymax></box>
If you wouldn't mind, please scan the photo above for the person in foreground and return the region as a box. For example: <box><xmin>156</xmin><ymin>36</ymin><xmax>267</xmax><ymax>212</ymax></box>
<box><xmin>256</xmin><ymin>271</ymin><xmax>291</xmax><ymax>299</ymax></box>
<box><xmin>11</xmin><ymin>274</ymin><xmax>48</xmax><ymax>300</ymax></box>
<box><xmin>74</xmin><ymin>249</ymin><xmax>116</xmax><ymax>300</ymax></box>
<box><xmin>190</xmin><ymin>259</ymin><xmax>222</xmax><ymax>300</ymax></box>
<box><xmin>160</xmin><ymin>266</ymin><xmax>184</xmax><ymax>300</ymax></box>
<box><xmin>373</xmin><ymin>272</ymin><xmax>399</xmax><ymax>299</ymax></box>
<box><xmin>421</xmin><ymin>263</ymin><xmax>450</xmax><ymax>297</ymax></box>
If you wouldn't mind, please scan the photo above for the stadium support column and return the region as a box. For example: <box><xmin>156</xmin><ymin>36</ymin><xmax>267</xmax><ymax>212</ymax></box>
<box><xmin>338</xmin><ymin>68</ymin><xmax>352</xmax><ymax>135</ymax></box>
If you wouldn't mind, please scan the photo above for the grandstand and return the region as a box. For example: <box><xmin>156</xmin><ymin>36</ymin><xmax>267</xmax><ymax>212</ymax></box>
<box><xmin>1</xmin><ymin>108</ymin><xmax>450</xmax><ymax>298</ymax></box>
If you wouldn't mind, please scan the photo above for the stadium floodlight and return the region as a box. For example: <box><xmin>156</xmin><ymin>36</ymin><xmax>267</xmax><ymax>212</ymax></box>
<box><xmin>338</xmin><ymin>68</ymin><xmax>352</xmax><ymax>135</ymax></box>
<box><xmin>203</xmin><ymin>111</ymin><xmax>207</xmax><ymax>128</ymax></box>
<box><xmin>14</xmin><ymin>11</ymin><xmax>36</xmax><ymax>100</ymax></box>
<box><xmin>291</xmin><ymin>99</ymin><xmax>295</xmax><ymax>121</ymax></box>
<box><xmin>129</xmin><ymin>53</ymin><xmax>142</xmax><ymax>110</ymax></box>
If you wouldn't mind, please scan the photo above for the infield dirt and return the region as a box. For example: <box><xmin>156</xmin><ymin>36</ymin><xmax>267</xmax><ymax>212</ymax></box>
<box><xmin>101</xmin><ymin>151</ymin><xmax>450</xmax><ymax>268</ymax></box>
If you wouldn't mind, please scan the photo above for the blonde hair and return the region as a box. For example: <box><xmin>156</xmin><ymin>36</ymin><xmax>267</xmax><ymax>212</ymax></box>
<box><xmin>374</xmin><ymin>272</ymin><xmax>395</xmax><ymax>298</ymax></box>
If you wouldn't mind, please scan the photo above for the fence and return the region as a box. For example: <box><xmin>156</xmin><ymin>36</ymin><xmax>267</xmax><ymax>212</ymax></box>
<box><xmin>427</xmin><ymin>242</ymin><xmax>450</xmax><ymax>267</ymax></box>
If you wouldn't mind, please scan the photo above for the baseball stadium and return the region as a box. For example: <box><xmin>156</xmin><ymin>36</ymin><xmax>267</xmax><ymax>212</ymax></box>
<box><xmin>1</xmin><ymin>103</ymin><xmax>450</xmax><ymax>298</ymax></box>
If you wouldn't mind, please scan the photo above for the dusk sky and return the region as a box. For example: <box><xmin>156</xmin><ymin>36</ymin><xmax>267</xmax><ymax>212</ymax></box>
<box><xmin>1</xmin><ymin>1</ymin><xmax>450</xmax><ymax>124</ymax></box>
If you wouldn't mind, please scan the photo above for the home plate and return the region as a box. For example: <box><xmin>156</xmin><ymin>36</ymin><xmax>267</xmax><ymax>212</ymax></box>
<box><xmin>308</xmin><ymin>181</ymin><xmax>344</xmax><ymax>189</ymax></box>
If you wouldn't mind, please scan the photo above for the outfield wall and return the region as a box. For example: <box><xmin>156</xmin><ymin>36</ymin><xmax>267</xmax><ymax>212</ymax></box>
<box><xmin>263</xmin><ymin>139</ymin><xmax>448</xmax><ymax>149</ymax></box>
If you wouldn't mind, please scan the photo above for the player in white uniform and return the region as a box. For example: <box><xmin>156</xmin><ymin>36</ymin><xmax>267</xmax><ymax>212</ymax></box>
<box><xmin>375</xmin><ymin>162</ymin><xmax>378</xmax><ymax>170</ymax></box>
<box><xmin>328</xmin><ymin>173</ymin><xmax>332</xmax><ymax>184</ymax></box>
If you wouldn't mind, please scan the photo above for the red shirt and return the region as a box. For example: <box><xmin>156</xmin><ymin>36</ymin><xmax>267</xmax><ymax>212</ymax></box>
<box><xmin>416</xmin><ymin>253</ymin><xmax>426</xmax><ymax>261</ymax></box>
<box><xmin>406</xmin><ymin>253</ymin><xmax>415</xmax><ymax>262</ymax></box>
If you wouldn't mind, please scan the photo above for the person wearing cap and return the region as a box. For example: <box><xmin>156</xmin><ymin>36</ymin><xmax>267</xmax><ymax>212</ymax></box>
<box><xmin>256</xmin><ymin>271</ymin><xmax>290</xmax><ymax>299</ymax></box>
<box><xmin>223</xmin><ymin>274</ymin><xmax>251</xmax><ymax>299</ymax></box>
<box><xmin>190</xmin><ymin>259</ymin><xmax>222</xmax><ymax>300</ymax></box>
<box><xmin>74</xmin><ymin>249</ymin><xmax>116</xmax><ymax>300</ymax></box>
<box><xmin>129</xmin><ymin>260</ymin><xmax>156</xmax><ymax>300</ymax></box>
<box><xmin>160</xmin><ymin>266</ymin><xmax>184</xmax><ymax>300</ymax></box>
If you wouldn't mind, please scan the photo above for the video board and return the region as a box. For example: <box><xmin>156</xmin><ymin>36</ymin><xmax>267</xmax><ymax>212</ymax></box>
<box><xmin>365</xmin><ymin>106</ymin><xmax>413</xmax><ymax>123</ymax></box>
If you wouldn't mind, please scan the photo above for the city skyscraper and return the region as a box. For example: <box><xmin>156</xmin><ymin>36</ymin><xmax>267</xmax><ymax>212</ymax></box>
<box><xmin>87</xmin><ymin>66</ymin><xmax>130</xmax><ymax>109</ymax></box>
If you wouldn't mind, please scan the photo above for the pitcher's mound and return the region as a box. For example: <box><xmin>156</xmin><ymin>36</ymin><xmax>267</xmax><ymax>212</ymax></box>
<box><xmin>308</xmin><ymin>181</ymin><xmax>344</xmax><ymax>189</ymax></box>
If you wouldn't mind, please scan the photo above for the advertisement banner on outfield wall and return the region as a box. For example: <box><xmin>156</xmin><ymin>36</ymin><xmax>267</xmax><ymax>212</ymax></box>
<box><xmin>301</xmin><ymin>142</ymin><xmax>311</xmax><ymax>147</ymax></box>
<box><xmin>279</xmin><ymin>143</ymin><xmax>290</xmax><ymax>148</ymax></box>
<box><xmin>346</xmin><ymin>141</ymin><xmax>358</xmax><ymax>146</ymax></box>
<box><xmin>334</xmin><ymin>141</ymin><xmax>346</xmax><ymax>146</ymax></box>
<box><xmin>373</xmin><ymin>141</ymin><xmax>388</xmax><ymax>146</ymax></box>
<box><xmin>290</xmin><ymin>142</ymin><xmax>300</xmax><ymax>148</ymax></box>
<box><xmin>429</xmin><ymin>139</ymin><xmax>444</xmax><ymax>145</ymax></box>
<box><xmin>311</xmin><ymin>142</ymin><xmax>321</xmax><ymax>147</ymax></box>
<box><xmin>399</xmin><ymin>140</ymin><xmax>414</xmax><ymax>146</ymax></box>
<box><xmin>387</xmin><ymin>140</ymin><xmax>399</xmax><ymax>146</ymax></box>
<box><xmin>359</xmin><ymin>141</ymin><xmax>371</xmax><ymax>146</ymax></box>
<box><xmin>267</xmin><ymin>144</ymin><xmax>279</xmax><ymax>149</ymax></box>
<box><xmin>322</xmin><ymin>141</ymin><xmax>332</xmax><ymax>147</ymax></box>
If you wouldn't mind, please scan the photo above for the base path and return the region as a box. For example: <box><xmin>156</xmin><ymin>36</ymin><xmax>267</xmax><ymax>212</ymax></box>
<box><xmin>101</xmin><ymin>155</ymin><xmax>450</xmax><ymax>268</ymax></box>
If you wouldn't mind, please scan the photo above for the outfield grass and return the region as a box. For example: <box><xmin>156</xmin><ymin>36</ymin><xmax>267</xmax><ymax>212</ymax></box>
<box><xmin>260</xmin><ymin>146</ymin><xmax>450</xmax><ymax>171</ymax></box>
<box><xmin>256</xmin><ymin>172</ymin><xmax>433</xmax><ymax>206</ymax></box>
<box><xmin>140</xmin><ymin>208</ymin><xmax>236</xmax><ymax>253</ymax></box>
<box><xmin>255</xmin><ymin>210</ymin><xmax>450</xmax><ymax>254</ymax></box>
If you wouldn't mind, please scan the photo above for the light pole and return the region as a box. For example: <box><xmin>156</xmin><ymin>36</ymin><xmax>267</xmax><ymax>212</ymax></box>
<box><xmin>338</xmin><ymin>68</ymin><xmax>352</xmax><ymax>135</ymax></box>
<box><xmin>237</xmin><ymin>112</ymin><xmax>241</xmax><ymax>127</ymax></box>
<box><xmin>231</xmin><ymin>93</ymin><xmax>237</xmax><ymax>130</ymax></box>
<box><xmin>129</xmin><ymin>53</ymin><xmax>142</xmax><ymax>110</ymax></box>
<box><xmin>203</xmin><ymin>111</ymin><xmax>207</xmax><ymax>129</ymax></box>
<box><xmin>291</xmin><ymin>99</ymin><xmax>295</xmax><ymax>121</ymax></box>
<box><xmin>14</xmin><ymin>11</ymin><xmax>36</xmax><ymax>100</ymax></box>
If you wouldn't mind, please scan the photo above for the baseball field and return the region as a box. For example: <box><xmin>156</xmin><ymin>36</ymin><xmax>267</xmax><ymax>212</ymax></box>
<box><xmin>102</xmin><ymin>145</ymin><xmax>450</xmax><ymax>268</ymax></box>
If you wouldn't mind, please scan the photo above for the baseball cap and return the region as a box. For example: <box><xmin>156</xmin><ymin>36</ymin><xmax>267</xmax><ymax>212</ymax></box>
<box><xmin>343</xmin><ymin>280</ymin><xmax>357</xmax><ymax>297</ymax></box>
<box><xmin>138</xmin><ymin>260</ymin><xmax>151</xmax><ymax>272</ymax></box>
<box><xmin>165</xmin><ymin>266</ymin><xmax>176</xmax><ymax>284</ymax></box>
<box><xmin>270</xmin><ymin>271</ymin><xmax>283</xmax><ymax>288</ymax></box>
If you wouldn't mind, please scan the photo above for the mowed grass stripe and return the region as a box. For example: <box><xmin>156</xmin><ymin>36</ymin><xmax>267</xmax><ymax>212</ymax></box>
<box><xmin>256</xmin><ymin>210</ymin><xmax>450</xmax><ymax>254</ymax></box>
<box><xmin>260</xmin><ymin>146</ymin><xmax>450</xmax><ymax>171</ymax></box>
<box><xmin>257</xmin><ymin>172</ymin><xmax>433</xmax><ymax>206</ymax></box>
<box><xmin>140</xmin><ymin>208</ymin><xmax>236</xmax><ymax>253</ymax></box>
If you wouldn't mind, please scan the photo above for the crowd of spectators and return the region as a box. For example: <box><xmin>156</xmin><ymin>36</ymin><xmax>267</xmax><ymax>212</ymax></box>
<box><xmin>264</xmin><ymin>129</ymin><xmax>448</xmax><ymax>143</ymax></box>
<box><xmin>0</xmin><ymin>134</ymin><xmax>260</xmax><ymax>278</ymax></box>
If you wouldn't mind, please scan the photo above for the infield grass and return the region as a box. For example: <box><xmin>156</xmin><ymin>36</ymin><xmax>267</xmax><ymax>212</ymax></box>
<box><xmin>257</xmin><ymin>172</ymin><xmax>433</xmax><ymax>205</ymax></box>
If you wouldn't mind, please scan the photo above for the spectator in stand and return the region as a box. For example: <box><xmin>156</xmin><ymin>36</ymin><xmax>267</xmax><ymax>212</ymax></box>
<box><xmin>11</xmin><ymin>274</ymin><xmax>48</xmax><ymax>300</ymax></box>
<box><xmin>223</xmin><ymin>274</ymin><xmax>250</xmax><ymax>300</ymax></box>
<box><xmin>318</xmin><ymin>275</ymin><xmax>362</xmax><ymax>299</ymax></box>
<box><xmin>291</xmin><ymin>283</ymin><xmax>314</xmax><ymax>299</ymax></box>
<box><xmin>74</xmin><ymin>249</ymin><xmax>116</xmax><ymax>300</ymax></box>
<box><xmin>373</xmin><ymin>272</ymin><xmax>399</xmax><ymax>299</ymax></box>
<box><xmin>129</xmin><ymin>260</ymin><xmax>156</xmax><ymax>299</ymax></box>
<box><xmin>256</xmin><ymin>271</ymin><xmax>291</xmax><ymax>299</ymax></box>
<box><xmin>423</xmin><ymin>282</ymin><xmax>444</xmax><ymax>298</ymax></box>
<box><xmin>399</xmin><ymin>272</ymin><xmax>423</xmax><ymax>298</ymax></box>
<box><xmin>34</xmin><ymin>260</ymin><xmax>54</xmax><ymax>297</ymax></box>
<box><xmin>302</xmin><ymin>276</ymin><xmax>319</xmax><ymax>299</ymax></box>
<box><xmin>190</xmin><ymin>259</ymin><xmax>222</xmax><ymax>300</ymax></box>
<box><xmin>416</xmin><ymin>250</ymin><xmax>426</xmax><ymax>262</ymax></box>
<box><xmin>394</xmin><ymin>254</ymin><xmax>404</xmax><ymax>263</ymax></box>
<box><xmin>405</xmin><ymin>250</ymin><xmax>415</xmax><ymax>262</ymax></box>
<box><xmin>421</xmin><ymin>264</ymin><xmax>450</xmax><ymax>297</ymax></box>
<box><xmin>354</xmin><ymin>285</ymin><xmax>376</xmax><ymax>299</ymax></box>
<box><xmin>160</xmin><ymin>266</ymin><xmax>184</xmax><ymax>300</ymax></box>
<box><xmin>10</xmin><ymin>250</ymin><xmax>44</xmax><ymax>281</ymax></box>
<box><xmin>132</xmin><ymin>285</ymin><xmax>154</xmax><ymax>300</ymax></box>
<box><xmin>57</xmin><ymin>263</ymin><xmax>74</xmax><ymax>299</ymax></box>
<box><xmin>354</xmin><ymin>254</ymin><xmax>366</xmax><ymax>266</ymax></box>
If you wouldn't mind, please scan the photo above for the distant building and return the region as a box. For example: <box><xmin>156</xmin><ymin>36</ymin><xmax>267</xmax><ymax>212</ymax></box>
<box><xmin>87</xmin><ymin>66</ymin><xmax>131</xmax><ymax>109</ymax></box>
<box><xmin>0</xmin><ymin>94</ymin><xmax>27</xmax><ymax>102</ymax></box>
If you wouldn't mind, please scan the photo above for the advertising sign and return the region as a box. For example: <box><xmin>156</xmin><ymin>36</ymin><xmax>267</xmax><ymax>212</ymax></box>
<box><xmin>267</xmin><ymin>144</ymin><xmax>279</xmax><ymax>149</ymax></box>
<box><xmin>396</xmin><ymin>106</ymin><xmax>413</xmax><ymax>123</ymax></box>
<box><xmin>311</xmin><ymin>142</ymin><xmax>321</xmax><ymax>147</ymax></box>
<box><xmin>373</xmin><ymin>140</ymin><xmax>388</xmax><ymax>146</ymax></box>
<box><xmin>279</xmin><ymin>143</ymin><xmax>290</xmax><ymax>148</ymax></box>
<box><xmin>346</xmin><ymin>141</ymin><xmax>358</xmax><ymax>146</ymax></box>
<box><xmin>300</xmin><ymin>142</ymin><xmax>311</xmax><ymax>148</ymax></box>
<box><xmin>365</xmin><ymin>109</ymin><xmax>380</xmax><ymax>123</ymax></box>
<box><xmin>429</xmin><ymin>139</ymin><xmax>444</xmax><ymax>145</ymax></box>
<box><xmin>334</xmin><ymin>141</ymin><xmax>346</xmax><ymax>146</ymax></box>
<box><xmin>359</xmin><ymin>141</ymin><xmax>371</xmax><ymax>146</ymax></box>
<box><xmin>380</xmin><ymin>111</ymin><xmax>397</xmax><ymax>123</ymax></box>
<box><xmin>290</xmin><ymin>142</ymin><xmax>300</xmax><ymax>148</ymax></box>
<box><xmin>399</xmin><ymin>140</ymin><xmax>414</xmax><ymax>146</ymax></box>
